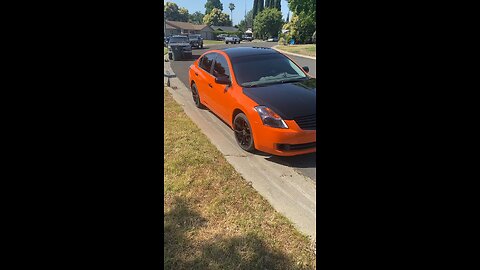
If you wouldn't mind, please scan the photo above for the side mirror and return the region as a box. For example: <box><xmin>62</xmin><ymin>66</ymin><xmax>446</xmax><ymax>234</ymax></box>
<box><xmin>302</xmin><ymin>66</ymin><xmax>310</xmax><ymax>73</ymax></box>
<box><xmin>215</xmin><ymin>76</ymin><xmax>231</xmax><ymax>85</ymax></box>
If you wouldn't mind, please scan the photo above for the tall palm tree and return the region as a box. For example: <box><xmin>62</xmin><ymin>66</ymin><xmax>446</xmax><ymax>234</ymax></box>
<box><xmin>229</xmin><ymin>3</ymin><xmax>235</xmax><ymax>24</ymax></box>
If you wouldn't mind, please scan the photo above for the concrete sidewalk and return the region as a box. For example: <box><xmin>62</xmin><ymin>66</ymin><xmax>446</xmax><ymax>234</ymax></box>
<box><xmin>163</xmin><ymin>56</ymin><xmax>316</xmax><ymax>240</ymax></box>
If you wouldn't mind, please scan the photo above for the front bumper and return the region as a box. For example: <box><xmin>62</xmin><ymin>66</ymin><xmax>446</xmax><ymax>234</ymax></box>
<box><xmin>253</xmin><ymin>119</ymin><xmax>316</xmax><ymax>156</ymax></box>
<box><xmin>168</xmin><ymin>47</ymin><xmax>192</xmax><ymax>57</ymax></box>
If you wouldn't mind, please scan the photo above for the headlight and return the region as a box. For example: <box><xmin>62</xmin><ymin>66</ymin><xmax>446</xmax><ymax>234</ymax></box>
<box><xmin>254</xmin><ymin>106</ymin><xmax>288</xmax><ymax>129</ymax></box>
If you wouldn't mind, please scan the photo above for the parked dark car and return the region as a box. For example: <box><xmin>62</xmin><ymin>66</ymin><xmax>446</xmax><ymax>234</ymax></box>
<box><xmin>188</xmin><ymin>34</ymin><xmax>203</xmax><ymax>49</ymax></box>
<box><xmin>167</xmin><ymin>35</ymin><xmax>192</xmax><ymax>61</ymax></box>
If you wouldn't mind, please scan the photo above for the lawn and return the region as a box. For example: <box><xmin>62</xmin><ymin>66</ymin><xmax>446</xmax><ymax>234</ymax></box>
<box><xmin>164</xmin><ymin>47</ymin><xmax>168</xmax><ymax>55</ymax></box>
<box><xmin>164</xmin><ymin>87</ymin><xmax>316</xmax><ymax>269</ymax></box>
<box><xmin>202</xmin><ymin>39</ymin><xmax>225</xmax><ymax>45</ymax></box>
<box><xmin>276</xmin><ymin>44</ymin><xmax>316</xmax><ymax>57</ymax></box>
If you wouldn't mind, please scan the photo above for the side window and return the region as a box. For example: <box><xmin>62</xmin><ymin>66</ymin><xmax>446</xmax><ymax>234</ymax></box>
<box><xmin>199</xmin><ymin>53</ymin><xmax>217</xmax><ymax>73</ymax></box>
<box><xmin>212</xmin><ymin>55</ymin><xmax>230</xmax><ymax>79</ymax></box>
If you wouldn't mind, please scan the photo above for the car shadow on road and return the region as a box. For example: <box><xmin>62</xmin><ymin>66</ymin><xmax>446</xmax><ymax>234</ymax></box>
<box><xmin>264</xmin><ymin>152</ymin><xmax>316</xmax><ymax>169</ymax></box>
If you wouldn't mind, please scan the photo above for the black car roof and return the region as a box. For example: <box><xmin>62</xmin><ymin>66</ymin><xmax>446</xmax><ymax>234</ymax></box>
<box><xmin>220</xmin><ymin>47</ymin><xmax>278</xmax><ymax>58</ymax></box>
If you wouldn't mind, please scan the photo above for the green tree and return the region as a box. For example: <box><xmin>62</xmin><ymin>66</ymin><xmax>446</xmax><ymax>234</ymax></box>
<box><xmin>253</xmin><ymin>8</ymin><xmax>283</xmax><ymax>40</ymax></box>
<box><xmin>258</xmin><ymin>0</ymin><xmax>264</xmax><ymax>13</ymax></box>
<box><xmin>164</xmin><ymin>2</ymin><xmax>189</xmax><ymax>22</ymax></box>
<box><xmin>205</xmin><ymin>0</ymin><xmax>223</xmax><ymax>15</ymax></box>
<box><xmin>203</xmin><ymin>8</ymin><xmax>232</xmax><ymax>26</ymax></box>
<box><xmin>238</xmin><ymin>9</ymin><xmax>254</xmax><ymax>32</ymax></box>
<box><xmin>287</xmin><ymin>0</ymin><xmax>316</xmax><ymax>18</ymax></box>
<box><xmin>284</xmin><ymin>13</ymin><xmax>315</xmax><ymax>44</ymax></box>
<box><xmin>275</xmin><ymin>0</ymin><xmax>281</xmax><ymax>11</ymax></box>
<box><xmin>228</xmin><ymin>3</ymin><xmax>235</xmax><ymax>24</ymax></box>
<box><xmin>253</xmin><ymin>0</ymin><xmax>259</xmax><ymax>20</ymax></box>
<box><xmin>285</xmin><ymin>0</ymin><xmax>316</xmax><ymax>43</ymax></box>
<box><xmin>164</xmin><ymin>2</ymin><xmax>180</xmax><ymax>21</ymax></box>
<box><xmin>189</xmin><ymin>11</ymin><xmax>204</xmax><ymax>24</ymax></box>
<box><xmin>178</xmin><ymin>7</ymin><xmax>189</xmax><ymax>22</ymax></box>
<box><xmin>266</xmin><ymin>0</ymin><xmax>281</xmax><ymax>11</ymax></box>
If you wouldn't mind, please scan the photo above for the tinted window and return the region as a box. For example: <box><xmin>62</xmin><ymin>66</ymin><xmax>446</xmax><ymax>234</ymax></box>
<box><xmin>212</xmin><ymin>55</ymin><xmax>230</xmax><ymax>79</ymax></box>
<box><xmin>230</xmin><ymin>53</ymin><xmax>307</xmax><ymax>87</ymax></box>
<box><xmin>199</xmin><ymin>53</ymin><xmax>215</xmax><ymax>73</ymax></box>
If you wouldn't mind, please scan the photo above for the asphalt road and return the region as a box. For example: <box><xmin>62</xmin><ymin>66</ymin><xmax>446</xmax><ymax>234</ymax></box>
<box><xmin>169</xmin><ymin>41</ymin><xmax>316</xmax><ymax>181</ymax></box>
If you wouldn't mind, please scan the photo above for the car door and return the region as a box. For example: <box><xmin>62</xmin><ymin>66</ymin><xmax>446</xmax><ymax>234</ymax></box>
<box><xmin>210</xmin><ymin>53</ymin><xmax>234</xmax><ymax>122</ymax></box>
<box><xmin>195</xmin><ymin>53</ymin><xmax>216</xmax><ymax>107</ymax></box>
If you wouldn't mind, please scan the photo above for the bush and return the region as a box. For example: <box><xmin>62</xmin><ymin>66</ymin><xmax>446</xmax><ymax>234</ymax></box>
<box><xmin>278</xmin><ymin>37</ymin><xmax>286</xmax><ymax>46</ymax></box>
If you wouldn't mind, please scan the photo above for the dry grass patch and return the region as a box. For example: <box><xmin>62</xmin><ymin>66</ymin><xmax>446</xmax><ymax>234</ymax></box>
<box><xmin>164</xmin><ymin>88</ymin><xmax>316</xmax><ymax>269</ymax></box>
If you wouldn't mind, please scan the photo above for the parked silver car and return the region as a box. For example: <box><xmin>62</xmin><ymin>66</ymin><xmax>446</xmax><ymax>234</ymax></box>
<box><xmin>225</xmin><ymin>35</ymin><xmax>240</xmax><ymax>44</ymax></box>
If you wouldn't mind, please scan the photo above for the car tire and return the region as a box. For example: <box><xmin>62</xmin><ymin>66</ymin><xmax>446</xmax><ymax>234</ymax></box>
<box><xmin>233</xmin><ymin>113</ymin><xmax>255</xmax><ymax>153</ymax></box>
<box><xmin>168</xmin><ymin>53</ymin><xmax>172</xmax><ymax>60</ymax></box>
<box><xmin>200</xmin><ymin>44</ymin><xmax>203</xmax><ymax>49</ymax></box>
<box><xmin>191</xmin><ymin>83</ymin><xmax>205</xmax><ymax>109</ymax></box>
<box><xmin>225</xmin><ymin>41</ymin><xmax>228</xmax><ymax>44</ymax></box>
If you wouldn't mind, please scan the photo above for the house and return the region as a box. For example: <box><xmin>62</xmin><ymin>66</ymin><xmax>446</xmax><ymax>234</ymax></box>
<box><xmin>211</xmin><ymin>25</ymin><xmax>240</xmax><ymax>33</ymax></box>
<box><xmin>165</xmin><ymin>20</ymin><xmax>215</xmax><ymax>40</ymax></box>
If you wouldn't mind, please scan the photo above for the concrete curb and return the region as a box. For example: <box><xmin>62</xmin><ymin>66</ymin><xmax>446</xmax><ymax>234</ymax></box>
<box><xmin>272</xmin><ymin>45</ymin><xmax>317</xmax><ymax>60</ymax></box>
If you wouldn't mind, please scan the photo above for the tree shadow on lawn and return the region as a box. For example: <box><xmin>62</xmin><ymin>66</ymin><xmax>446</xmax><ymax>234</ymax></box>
<box><xmin>164</xmin><ymin>197</ymin><xmax>307</xmax><ymax>270</ymax></box>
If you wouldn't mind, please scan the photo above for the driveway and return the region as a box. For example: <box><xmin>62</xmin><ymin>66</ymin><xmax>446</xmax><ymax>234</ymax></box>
<box><xmin>169</xmin><ymin>41</ymin><xmax>317</xmax><ymax>181</ymax></box>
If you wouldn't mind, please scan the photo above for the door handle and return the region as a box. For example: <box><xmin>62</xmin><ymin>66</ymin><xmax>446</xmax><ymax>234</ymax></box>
<box><xmin>194</xmin><ymin>72</ymin><xmax>198</xmax><ymax>76</ymax></box>
<box><xmin>208</xmin><ymin>83</ymin><xmax>212</xmax><ymax>88</ymax></box>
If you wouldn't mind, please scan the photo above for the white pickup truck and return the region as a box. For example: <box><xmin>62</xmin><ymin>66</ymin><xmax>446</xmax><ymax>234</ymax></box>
<box><xmin>224</xmin><ymin>35</ymin><xmax>240</xmax><ymax>44</ymax></box>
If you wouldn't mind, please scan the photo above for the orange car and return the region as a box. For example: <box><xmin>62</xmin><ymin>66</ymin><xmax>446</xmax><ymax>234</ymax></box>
<box><xmin>188</xmin><ymin>47</ymin><xmax>316</xmax><ymax>156</ymax></box>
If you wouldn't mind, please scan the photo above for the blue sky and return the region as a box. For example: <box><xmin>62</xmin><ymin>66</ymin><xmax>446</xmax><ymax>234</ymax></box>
<box><xmin>164</xmin><ymin>0</ymin><xmax>291</xmax><ymax>25</ymax></box>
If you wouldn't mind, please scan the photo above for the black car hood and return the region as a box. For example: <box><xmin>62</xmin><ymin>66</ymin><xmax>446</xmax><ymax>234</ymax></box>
<box><xmin>242</xmin><ymin>78</ymin><xmax>316</xmax><ymax>120</ymax></box>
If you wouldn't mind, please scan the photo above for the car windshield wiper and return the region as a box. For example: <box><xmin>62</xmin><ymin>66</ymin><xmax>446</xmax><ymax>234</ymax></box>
<box><xmin>243</xmin><ymin>81</ymin><xmax>279</xmax><ymax>87</ymax></box>
<box><xmin>279</xmin><ymin>77</ymin><xmax>308</xmax><ymax>84</ymax></box>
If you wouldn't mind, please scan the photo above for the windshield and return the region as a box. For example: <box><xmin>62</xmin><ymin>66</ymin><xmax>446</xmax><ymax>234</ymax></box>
<box><xmin>169</xmin><ymin>37</ymin><xmax>188</xmax><ymax>43</ymax></box>
<box><xmin>231</xmin><ymin>53</ymin><xmax>307</xmax><ymax>87</ymax></box>
<box><xmin>189</xmin><ymin>35</ymin><xmax>201</xmax><ymax>39</ymax></box>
